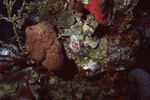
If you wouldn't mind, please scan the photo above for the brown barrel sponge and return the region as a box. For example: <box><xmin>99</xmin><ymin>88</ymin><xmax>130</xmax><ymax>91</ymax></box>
<box><xmin>25</xmin><ymin>22</ymin><xmax>63</xmax><ymax>71</ymax></box>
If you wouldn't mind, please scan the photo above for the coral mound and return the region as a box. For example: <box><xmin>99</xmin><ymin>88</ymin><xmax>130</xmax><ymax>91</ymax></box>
<box><xmin>25</xmin><ymin>22</ymin><xmax>63</xmax><ymax>71</ymax></box>
<box><xmin>128</xmin><ymin>68</ymin><xmax>150</xmax><ymax>100</ymax></box>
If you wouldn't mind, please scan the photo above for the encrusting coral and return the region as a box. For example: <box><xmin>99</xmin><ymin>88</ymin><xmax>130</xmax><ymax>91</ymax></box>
<box><xmin>25</xmin><ymin>22</ymin><xmax>63</xmax><ymax>71</ymax></box>
<box><xmin>84</xmin><ymin>0</ymin><xmax>111</xmax><ymax>26</ymax></box>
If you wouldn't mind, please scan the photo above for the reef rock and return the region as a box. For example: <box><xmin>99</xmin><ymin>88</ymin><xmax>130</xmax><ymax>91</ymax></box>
<box><xmin>25</xmin><ymin>22</ymin><xmax>63</xmax><ymax>71</ymax></box>
<box><xmin>64</xmin><ymin>27</ymin><xmax>140</xmax><ymax>77</ymax></box>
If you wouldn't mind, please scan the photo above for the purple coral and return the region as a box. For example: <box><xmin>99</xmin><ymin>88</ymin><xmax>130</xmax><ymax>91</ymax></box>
<box><xmin>128</xmin><ymin>68</ymin><xmax>150</xmax><ymax>100</ymax></box>
<box><xmin>69</xmin><ymin>35</ymin><xmax>80</xmax><ymax>52</ymax></box>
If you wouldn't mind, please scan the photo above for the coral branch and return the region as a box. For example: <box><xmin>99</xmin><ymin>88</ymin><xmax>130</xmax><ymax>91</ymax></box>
<box><xmin>24</xmin><ymin>76</ymin><xmax>36</xmax><ymax>100</ymax></box>
<box><xmin>0</xmin><ymin>0</ymin><xmax>28</xmax><ymax>51</ymax></box>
